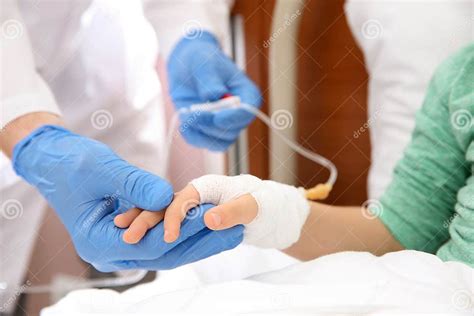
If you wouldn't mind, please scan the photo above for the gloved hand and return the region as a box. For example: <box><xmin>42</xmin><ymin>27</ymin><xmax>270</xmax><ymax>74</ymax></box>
<box><xmin>12</xmin><ymin>125</ymin><xmax>243</xmax><ymax>271</ymax></box>
<box><xmin>168</xmin><ymin>31</ymin><xmax>262</xmax><ymax>151</ymax></box>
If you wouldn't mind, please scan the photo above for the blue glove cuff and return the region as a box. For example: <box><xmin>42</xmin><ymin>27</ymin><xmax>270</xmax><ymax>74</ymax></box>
<box><xmin>12</xmin><ymin>124</ymin><xmax>72</xmax><ymax>178</ymax></box>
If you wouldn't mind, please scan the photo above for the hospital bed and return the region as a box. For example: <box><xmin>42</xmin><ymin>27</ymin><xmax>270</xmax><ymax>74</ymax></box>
<box><xmin>42</xmin><ymin>250</ymin><xmax>474</xmax><ymax>314</ymax></box>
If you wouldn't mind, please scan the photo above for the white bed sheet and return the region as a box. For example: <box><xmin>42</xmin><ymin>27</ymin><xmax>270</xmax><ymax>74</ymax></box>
<box><xmin>42</xmin><ymin>250</ymin><xmax>474</xmax><ymax>315</ymax></box>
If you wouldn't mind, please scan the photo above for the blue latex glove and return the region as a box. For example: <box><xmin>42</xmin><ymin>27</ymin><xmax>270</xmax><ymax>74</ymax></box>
<box><xmin>112</xmin><ymin>203</ymin><xmax>244</xmax><ymax>271</ymax></box>
<box><xmin>168</xmin><ymin>31</ymin><xmax>262</xmax><ymax>151</ymax></box>
<box><xmin>13</xmin><ymin>125</ymin><xmax>243</xmax><ymax>271</ymax></box>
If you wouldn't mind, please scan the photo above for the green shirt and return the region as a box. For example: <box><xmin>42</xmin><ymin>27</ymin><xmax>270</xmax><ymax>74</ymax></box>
<box><xmin>376</xmin><ymin>43</ymin><xmax>474</xmax><ymax>266</ymax></box>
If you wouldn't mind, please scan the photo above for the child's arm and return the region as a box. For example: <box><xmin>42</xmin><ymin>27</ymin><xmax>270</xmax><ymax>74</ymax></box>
<box><xmin>114</xmin><ymin>175</ymin><xmax>403</xmax><ymax>260</ymax></box>
<box><xmin>283</xmin><ymin>202</ymin><xmax>403</xmax><ymax>260</ymax></box>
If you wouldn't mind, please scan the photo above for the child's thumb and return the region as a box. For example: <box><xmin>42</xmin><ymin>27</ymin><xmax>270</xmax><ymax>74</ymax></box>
<box><xmin>203</xmin><ymin>194</ymin><xmax>258</xmax><ymax>230</ymax></box>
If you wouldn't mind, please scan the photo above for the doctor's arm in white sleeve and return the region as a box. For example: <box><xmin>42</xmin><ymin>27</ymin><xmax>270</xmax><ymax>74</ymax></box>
<box><xmin>0</xmin><ymin>0</ymin><xmax>63</xmax><ymax>157</ymax></box>
<box><xmin>143</xmin><ymin>0</ymin><xmax>262</xmax><ymax>151</ymax></box>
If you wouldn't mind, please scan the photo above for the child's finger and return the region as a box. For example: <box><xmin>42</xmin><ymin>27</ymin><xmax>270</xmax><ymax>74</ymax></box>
<box><xmin>114</xmin><ymin>207</ymin><xmax>142</xmax><ymax>228</ymax></box>
<box><xmin>204</xmin><ymin>194</ymin><xmax>258</xmax><ymax>230</ymax></box>
<box><xmin>123</xmin><ymin>210</ymin><xmax>165</xmax><ymax>244</ymax></box>
<box><xmin>163</xmin><ymin>184</ymin><xmax>201</xmax><ymax>243</ymax></box>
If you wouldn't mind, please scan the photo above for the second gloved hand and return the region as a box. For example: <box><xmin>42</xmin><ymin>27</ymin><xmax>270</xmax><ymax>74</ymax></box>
<box><xmin>167</xmin><ymin>31</ymin><xmax>262</xmax><ymax>151</ymax></box>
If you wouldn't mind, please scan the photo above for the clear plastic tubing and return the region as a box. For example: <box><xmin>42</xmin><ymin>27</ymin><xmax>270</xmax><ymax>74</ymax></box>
<box><xmin>164</xmin><ymin>96</ymin><xmax>338</xmax><ymax>188</ymax></box>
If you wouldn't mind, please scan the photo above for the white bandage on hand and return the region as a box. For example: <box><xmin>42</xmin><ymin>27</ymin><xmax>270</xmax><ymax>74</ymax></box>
<box><xmin>190</xmin><ymin>174</ymin><xmax>310</xmax><ymax>249</ymax></box>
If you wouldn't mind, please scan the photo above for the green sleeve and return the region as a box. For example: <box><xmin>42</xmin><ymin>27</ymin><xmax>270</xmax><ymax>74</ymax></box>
<box><xmin>375</xmin><ymin>44</ymin><xmax>474</xmax><ymax>260</ymax></box>
<box><xmin>436</xmin><ymin>49</ymin><xmax>474</xmax><ymax>265</ymax></box>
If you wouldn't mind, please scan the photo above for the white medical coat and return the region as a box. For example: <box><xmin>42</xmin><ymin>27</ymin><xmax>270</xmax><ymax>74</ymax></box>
<box><xmin>0</xmin><ymin>0</ymin><xmax>232</xmax><ymax>309</ymax></box>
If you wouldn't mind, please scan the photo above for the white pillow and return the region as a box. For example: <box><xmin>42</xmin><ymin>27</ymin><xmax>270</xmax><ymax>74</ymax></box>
<box><xmin>344</xmin><ymin>0</ymin><xmax>474</xmax><ymax>199</ymax></box>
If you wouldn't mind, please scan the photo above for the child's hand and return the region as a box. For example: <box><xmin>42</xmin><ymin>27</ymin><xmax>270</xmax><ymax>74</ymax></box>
<box><xmin>162</xmin><ymin>182</ymin><xmax>259</xmax><ymax>243</ymax></box>
<box><xmin>114</xmin><ymin>207</ymin><xmax>165</xmax><ymax>244</ymax></box>
<box><xmin>115</xmin><ymin>174</ymin><xmax>310</xmax><ymax>250</ymax></box>
<box><xmin>114</xmin><ymin>184</ymin><xmax>256</xmax><ymax>245</ymax></box>
<box><xmin>165</xmin><ymin>174</ymin><xmax>310</xmax><ymax>249</ymax></box>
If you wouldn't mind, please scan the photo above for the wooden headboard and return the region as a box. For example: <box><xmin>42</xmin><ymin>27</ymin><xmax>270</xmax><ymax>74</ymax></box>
<box><xmin>233</xmin><ymin>0</ymin><xmax>370</xmax><ymax>205</ymax></box>
<box><xmin>296</xmin><ymin>0</ymin><xmax>370</xmax><ymax>205</ymax></box>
